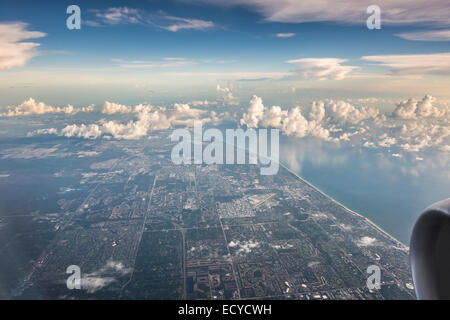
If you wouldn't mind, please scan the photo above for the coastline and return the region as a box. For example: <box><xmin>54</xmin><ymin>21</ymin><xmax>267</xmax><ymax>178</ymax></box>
<box><xmin>279</xmin><ymin>161</ymin><xmax>409</xmax><ymax>249</ymax></box>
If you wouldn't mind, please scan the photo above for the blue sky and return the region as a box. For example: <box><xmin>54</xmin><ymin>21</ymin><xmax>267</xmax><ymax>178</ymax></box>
<box><xmin>1</xmin><ymin>0</ymin><xmax>450</xmax><ymax>106</ymax></box>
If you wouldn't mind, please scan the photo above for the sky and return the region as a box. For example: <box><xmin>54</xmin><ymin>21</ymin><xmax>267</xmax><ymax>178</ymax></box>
<box><xmin>1</xmin><ymin>0</ymin><xmax>450</xmax><ymax>107</ymax></box>
<box><xmin>0</xmin><ymin>0</ymin><xmax>449</xmax><ymax>156</ymax></box>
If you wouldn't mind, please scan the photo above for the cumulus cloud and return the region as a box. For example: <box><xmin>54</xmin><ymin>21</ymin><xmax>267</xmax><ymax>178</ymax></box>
<box><xmin>357</xmin><ymin>236</ymin><xmax>378</xmax><ymax>247</ymax></box>
<box><xmin>392</xmin><ymin>94</ymin><xmax>448</xmax><ymax>119</ymax></box>
<box><xmin>362</xmin><ymin>117</ymin><xmax>449</xmax><ymax>152</ymax></box>
<box><xmin>320</xmin><ymin>100</ymin><xmax>379</xmax><ymax>124</ymax></box>
<box><xmin>60</xmin><ymin>124</ymin><xmax>103</xmax><ymax>139</ymax></box>
<box><xmin>25</xmin><ymin>94</ymin><xmax>449</xmax><ymax>153</ymax></box>
<box><xmin>172</xmin><ymin>103</ymin><xmax>206</xmax><ymax>119</ymax></box>
<box><xmin>0</xmin><ymin>22</ymin><xmax>46</xmax><ymax>70</ymax></box>
<box><xmin>261</xmin><ymin>105</ymin><xmax>288</xmax><ymax>128</ymax></box>
<box><xmin>240</xmin><ymin>94</ymin><xmax>449</xmax><ymax>153</ymax></box>
<box><xmin>362</xmin><ymin>53</ymin><xmax>450</xmax><ymax>76</ymax></box>
<box><xmin>216</xmin><ymin>84</ymin><xmax>230</xmax><ymax>93</ymax></box>
<box><xmin>396</xmin><ymin>122</ymin><xmax>449</xmax><ymax>152</ymax></box>
<box><xmin>216</xmin><ymin>84</ymin><xmax>239</xmax><ymax>105</ymax></box>
<box><xmin>287</xmin><ymin>58</ymin><xmax>356</xmax><ymax>80</ymax></box>
<box><xmin>240</xmin><ymin>95</ymin><xmax>378</xmax><ymax>141</ymax></box>
<box><xmin>101</xmin><ymin>102</ymin><xmax>158</xmax><ymax>115</ymax></box>
<box><xmin>361</xmin><ymin>96</ymin><xmax>449</xmax><ymax>152</ymax></box>
<box><xmin>81</xmin><ymin>260</ymin><xmax>132</xmax><ymax>294</ymax></box>
<box><xmin>229</xmin><ymin>240</ymin><xmax>260</xmax><ymax>255</ymax></box>
<box><xmin>28</xmin><ymin>128</ymin><xmax>58</xmax><ymax>136</ymax></box>
<box><xmin>0</xmin><ymin>98</ymin><xmax>94</xmax><ymax>117</ymax></box>
<box><xmin>82</xmin><ymin>276</ymin><xmax>116</xmax><ymax>294</ymax></box>
<box><xmin>358</xmin><ymin>97</ymin><xmax>378</xmax><ymax>103</ymax></box>
<box><xmin>190</xmin><ymin>0</ymin><xmax>450</xmax><ymax>26</ymax></box>
<box><xmin>102</xmin><ymin>101</ymin><xmax>133</xmax><ymax>114</ymax></box>
<box><xmin>190</xmin><ymin>100</ymin><xmax>218</xmax><ymax>106</ymax></box>
<box><xmin>240</xmin><ymin>95</ymin><xmax>265</xmax><ymax>128</ymax></box>
<box><xmin>61</xmin><ymin>109</ymin><xmax>169</xmax><ymax>140</ymax></box>
<box><xmin>32</xmin><ymin>101</ymin><xmax>213</xmax><ymax>140</ymax></box>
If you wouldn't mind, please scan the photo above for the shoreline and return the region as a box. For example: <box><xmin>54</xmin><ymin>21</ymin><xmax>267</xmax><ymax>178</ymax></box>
<box><xmin>279</xmin><ymin>161</ymin><xmax>408</xmax><ymax>249</ymax></box>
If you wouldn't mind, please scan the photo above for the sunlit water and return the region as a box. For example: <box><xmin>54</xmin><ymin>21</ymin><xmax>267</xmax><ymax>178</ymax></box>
<box><xmin>279</xmin><ymin>136</ymin><xmax>450</xmax><ymax>245</ymax></box>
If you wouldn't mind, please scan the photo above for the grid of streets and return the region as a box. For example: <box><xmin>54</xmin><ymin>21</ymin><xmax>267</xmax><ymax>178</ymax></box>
<box><xmin>0</xmin><ymin>131</ymin><xmax>415</xmax><ymax>299</ymax></box>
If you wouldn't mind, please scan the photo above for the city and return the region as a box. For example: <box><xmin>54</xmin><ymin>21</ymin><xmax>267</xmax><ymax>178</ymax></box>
<box><xmin>0</xmin><ymin>132</ymin><xmax>415</xmax><ymax>299</ymax></box>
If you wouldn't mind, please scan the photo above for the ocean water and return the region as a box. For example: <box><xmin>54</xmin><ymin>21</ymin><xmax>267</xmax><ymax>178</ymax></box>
<box><xmin>279</xmin><ymin>136</ymin><xmax>450</xmax><ymax>245</ymax></box>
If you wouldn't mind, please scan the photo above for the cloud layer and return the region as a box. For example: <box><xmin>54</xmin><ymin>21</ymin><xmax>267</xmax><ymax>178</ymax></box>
<box><xmin>21</xmin><ymin>94</ymin><xmax>449</xmax><ymax>154</ymax></box>
<box><xmin>240</xmin><ymin>94</ymin><xmax>449</xmax><ymax>153</ymax></box>
<box><xmin>396</xmin><ymin>29</ymin><xmax>450</xmax><ymax>41</ymax></box>
<box><xmin>0</xmin><ymin>98</ymin><xmax>93</xmax><ymax>116</ymax></box>
<box><xmin>190</xmin><ymin>0</ymin><xmax>450</xmax><ymax>26</ymax></box>
<box><xmin>31</xmin><ymin>101</ymin><xmax>217</xmax><ymax>140</ymax></box>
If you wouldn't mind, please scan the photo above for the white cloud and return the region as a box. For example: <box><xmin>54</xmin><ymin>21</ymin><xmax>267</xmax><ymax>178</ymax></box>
<box><xmin>28</xmin><ymin>128</ymin><xmax>58</xmax><ymax>136</ymax></box>
<box><xmin>216</xmin><ymin>84</ymin><xmax>239</xmax><ymax>105</ymax></box>
<box><xmin>25</xmin><ymin>95</ymin><xmax>449</xmax><ymax>153</ymax></box>
<box><xmin>240</xmin><ymin>95</ymin><xmax>379</xmax><ymax>140</ymax></box>
<box><xmin>190</xmin><ymin>0</ymin><xmax>450</xmax><ymax>26</ymax></box>
<box><xmin>89</xmin><ymin>7</ymin><xmax>214</xmax><ymax>32</ymax></box>
<box><xmin>396</xmin><ymin>121</ymin><xmax>449</xmax><ymax>152</ymax></box>
<box><xmin>357</xmin><ymin>236</ymin><xmax>378</xmax><ymax>247</ymax></box>
<box><xmin>82</xmin><ymin>276</ymin><xmax>116</xmax><ymax>294</ymax></box>
<box><xmin>163</xmin><ymin>16</ymin><xmax>214</xmax><ymax>32</ymax></box>
<box><xmin>216</xmin><ymin>84</ymin><xmax>230</xmax><ymax>93</ymax></box>
<box><xmin>378</xmin><ymin>134</ymin><xmax>397</xmax><ymax>148</ymax></box>
<box><xmin>190</xmin><ymin>100</ymin><xmax>218</xmax><ymax>106</ymax></box>
<box><xmin>32</xmin><ymin>101</ymin><xmax>211</xmax><ymax>140</ymax></box>
<box><xmin>261</xmin><ymin>105</ymin><xmax>288</xmax><ymax>128</ymax></box>
<box><xmin>81</xmin><ymin>260</ymin><xmax>132</xmax><ymax>294</ymax></box>
<box><xmin>229</xmin><ymin>240</ymin><xmax>260</xmax><ymax>255</ymax></box>
<box><xmin>164</xmin><ymin>71</ymin><xmax>291</xmax><ymax>81</ymax></box>
<box><xmin>358</xmin><ymin>97</ymin><xmax>378</xmax><ymax>103</ymax></box>
<box><xmin>275</xmin><ymin>33</ymin><xmax>295</xmax><ymax>38</ymax></box>
<box><xmin>0</xmin><ymin>98</ymin><xmax>94</xmax><ymax>117</ymax></box>
<box><xmin>287</xmin><ymin>58</ymin><xmax>356</xmax><ymax>80</ymax></box>
<box><xmin>392</xmin><ymin>94</ymin><xmax>448</xmax><ymax>118</ymax></box>
<box><xmin>240</xmin><ymin>95</ymin><xmax>265</xmax><ymax>128</ymax></box>
<box><xmin>102</xmin><ymin>101</ymin><xmax>133</xmax><ymax>114</ymax></box>
<box><xmin>101</xmin><ymin>101</ymin><xmax>156</xmax><ymax>115</ymax></box>
<box><xmin>173</xmin><ymin>103</ymin><xmax>206</xmax><ymax>119</ymax></box>
<box><xmin>320</xmin><ymin>100</ymin><xmax>379</xmax><ymax>124</ymax></box>
<box><xmin>240</xmin><ymin>94</ymin><xmax>449</xmax><ymax>153</ymax></box>
<box><xmin>396</xmin><ymin>29</ymin><xmax>450</xmax><ymax>41</ymax></box>
<box><xmin>91</xmin><ymin>7</ymin><xmax>144</xmax><ymax>25</ymax></box>
<box><xmin>113</xmin><ymin>57</ymin><xmax>194</xmax><ymax>69</ymax></box>
<box><xmin>0</xmin><ymin>22</ymin><xmax>46</xmax><ymax>70</ymax></box>
<box><xmin>281</xmin><ymin>107</ymin><xmax>319</xmax><ymax>138</ymax></box>
<box><xmin>362</xmin><ymin>53</ymin><xmax>450</xmax><ymax>76</ymax></box>
<box><xmin>361</xmin><ymin>96</ymin><xmax>449</xmax><ymax>152</ymax></box>
<box><xmin>61</xmin><ymin>124</ymin><xmax>103</xmax><ymax>139</ymax></box>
